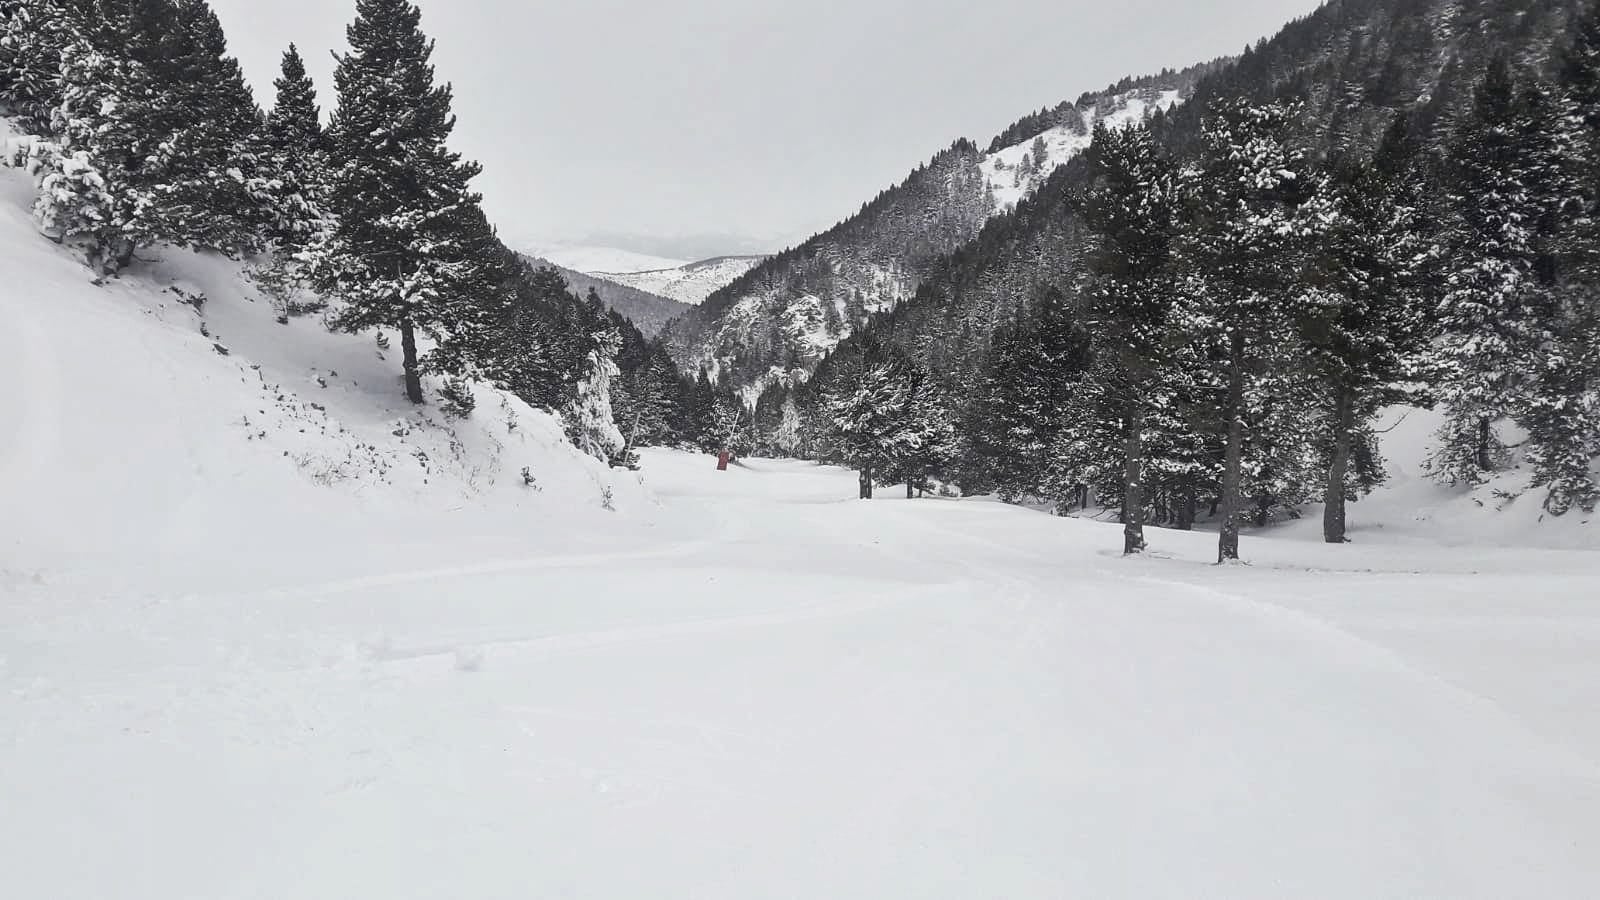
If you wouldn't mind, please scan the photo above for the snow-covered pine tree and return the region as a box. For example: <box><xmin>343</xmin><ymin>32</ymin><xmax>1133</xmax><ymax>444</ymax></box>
<box><xmin>1178</xmin><ymin>99</ymin><xmax>1328</xmax><ymax>562</ymax></box>
<box><xmin>1518</xmin><ymin>17</ymin><xmax>1600</xmax><ymax>515</ymax></box>
<box><xmin>1296</xmin><ymin>116</ymin><xmax>1431</xmax><ymax>542</ymax></box>
<box><xmin>30</xmin><ymin>0</ymin><xmax>263</xmax><ymax>270</ymax></box>
<box><xmin>1430</xmin><ymin>58</ymin><xmax>1555</xmax><ymax>486</ymax></box>
<box><xmin>0</xmin><ymin>0</ymin><xmax>76</xmax><ymax>135</ymax></box>
<box><xmin>33</xmin><ymin>34</ymin><xmax>137</xmax><ymax>272</ymax></box>
<box><xmin>479</xmin><ymin>264</ymin><xmax>570</xmax><ymax>411</ymax></box>
<box><xmin>827</xmin><ymin>343</ymin><xmax>916</xmax><ymax>500</ymax></box>
<box><xmin>963</xmin><ymin>287</ymin><xmax>1091</xmax><ymax>501</ymax></box>
<box><xmin>248</xmin><ymin>43</ymin><xmax>332</xmax><ymax>318</ymax></box>
<box><xmin>565</xmin><ymin>324</ymin><xmax>627</xmax><ymax>465</ymax></box>
<box><xmin>256</xmin><ymin>44</ymin><xmax>328</xmax><ymax>249</ymax></box>
<box><xmin>885</xmin><ymin>359</ymin><xmax>957</xmax><ymax>498</ymax></box>
<box><xmin>1079</xmin><ymin>120</ymin><xmax>1182</xmax><ymax>554</ymax></box>
<box><xmin>773</xmin><ymin>394</ymin><xmax>804</xmax><ymax>457</ymax></box>
<box><xmin>319</xmin><ymin>0</ymin><xmax>495</xmax><ymax>404</ymax></box>
<box><xmin>141</xmin><ymin>0</ymin><xmax>263</xmax><ymax>253</ymax></box>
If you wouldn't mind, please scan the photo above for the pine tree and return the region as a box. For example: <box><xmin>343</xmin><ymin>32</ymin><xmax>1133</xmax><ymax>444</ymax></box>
<box><xmin>964</xmin><ymin>288</ymin><xmax>1091</xmax><ymax>501</ymax></box>
<box><xmin>1518</xmin><ymin>13</ymin><xmax>1600</xmax><ymax>515</ymax></box>
<box><xmin>144</xmin><ymin>0</ymin><xmax>263</xmax><ymax>252</ymax></box>
<box><xmin>0</xmin><ymin>0</ymin><xmax>77</xmax><ymax>135</ymax></box>
<box><xmin>319</xmin><ymin>0</ymin><xmax>494</xmax><ymax>404</ymax></box>
<box><xmin>827</xmin><ymin>343</ymin><xmax>913</xmax><ymax>499</ymax></box>
<box><xmin>565</xmin><ymin>324</ymin><xmax>627</xmax><ymax>465</ymax></box>
<box><xmin>1080</xmin><ymin>120</ymin><xmax>1182</xmax><ymax>554</ymax></box>
<box><xmin>257</xmin><ymin>43</ymin><xmax>328</xmax><ymax>247</ymax></box>
<box><xmin>1430</xmin><ymin>59</ymin><xmax>1558</xmax><ymax>487</ymax></box>
<box><xmin>886</xmin><ymin>361</ymin><xmax>957</xmax><ymax>498</ymax></box>
<box><xmin>29</xmin><ymin>0</ymin><xmax>264</xmax><ymax>269</ymax></box>
<box><xmin>1297</xmin><ymin>118</ymin><xmax>1431</xmax><ymax>542</ymax></box>
<box><xmin>248</xmin><ymin>43</ymin><xmax>332</xmax><ymax>318</ymax></box>
<box><xmin>34</xmin><ymin>34</ymin><xmax>139</xmax><ymax>272</ymax></box>
<box><xmin>1178</xmin><ymin>100</ymin><xmax>1327</xmax><ymax>562</ymax></box>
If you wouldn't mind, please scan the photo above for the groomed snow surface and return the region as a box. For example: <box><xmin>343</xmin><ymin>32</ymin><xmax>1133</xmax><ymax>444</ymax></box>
<box><xmin>6</xmin><ymin>126</ymin><xmax>1600</xmax><ymax>896</ymax></box>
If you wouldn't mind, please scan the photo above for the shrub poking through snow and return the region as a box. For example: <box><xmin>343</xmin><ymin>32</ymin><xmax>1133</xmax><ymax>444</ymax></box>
<box><xmin>439</xmin><ymin>376</ymin><xmax>476</xmax><ymax>420</ymax></box>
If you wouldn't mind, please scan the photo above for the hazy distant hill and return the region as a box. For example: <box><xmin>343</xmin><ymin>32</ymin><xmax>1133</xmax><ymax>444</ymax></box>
<box><xmin>521</xmin><ymin>255</ymin><xmax>690</xmax><ymax>337</ymax></box>
<box><xmin>599</xmin><ymin>255</ymin><xmax>767</xmax><ymax>305</ymax></box>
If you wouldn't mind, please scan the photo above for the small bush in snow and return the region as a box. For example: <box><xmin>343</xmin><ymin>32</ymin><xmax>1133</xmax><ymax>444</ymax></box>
<box><xmin>438</xmin><ymin>376</ymin><xmax>476</xmax><ymax>420</ymax></box>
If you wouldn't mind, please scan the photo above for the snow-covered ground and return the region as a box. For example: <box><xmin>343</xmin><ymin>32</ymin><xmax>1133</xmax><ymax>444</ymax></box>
<box><xmin>598</xmin><ymin>254</ymin><xmax>766</xmax><ymax>305</ymax></box>
<box><xmin>6</xmin><ymin>120</ymin><xmax>1600</xmax><ymax>897</ymax></box>
<box><xmin>6</xmin><ymin>438</ymin><xmax>1600</xmax><ymax>898</ymax></box>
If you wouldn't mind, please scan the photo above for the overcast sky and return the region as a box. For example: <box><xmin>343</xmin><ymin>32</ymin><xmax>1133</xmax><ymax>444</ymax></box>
<box><xmin>208</xmin><ymin>0</ymin><xmax>1323</xmax><ymax>258</ymax></box>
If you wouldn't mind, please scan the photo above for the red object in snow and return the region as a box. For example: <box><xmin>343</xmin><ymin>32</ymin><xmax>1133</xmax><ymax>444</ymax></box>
<box><xmin>717</xmin><ymin>450</ymin><xmax>730</xmax><ymax>471</ymax></box>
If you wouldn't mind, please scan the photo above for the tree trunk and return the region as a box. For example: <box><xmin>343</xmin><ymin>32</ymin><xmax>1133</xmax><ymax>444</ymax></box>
<box><xmin>1324</xmin><ymin>386</ymin><xmax>1354</xmax><ymax>544</ymax></box>
<box><xmin>1122</xmin><ymin>402</ymin><xmax>1147</xmax><ymax>555</ymax></box>
<box><xmin>859</xmin><ymin>465</ymin><xmax>873</xmax><ymax>500</ymax></box>
<box><xmin>1177</xmin><ymin>481</ymin><xmax>1196</xmax><ymax>531</ymax></box>
<box><xmin>906</xmin><ymin>480</ymin><xmax>915</xmax><ymax>499</ymax></box>
<box><xmin>1218</xmin><ymin>332</ymin><xmax>1245</xmax><ymax>563</ymax></box>
<box><xmin>399</xmin><ymin>317</ymin><xmax>424</xmax><ymax>405</ymax></box>
<box><xmin>1476</xmin><ymin>415</ymin><xmax>1492</xmax><ymax>472</ymax></box>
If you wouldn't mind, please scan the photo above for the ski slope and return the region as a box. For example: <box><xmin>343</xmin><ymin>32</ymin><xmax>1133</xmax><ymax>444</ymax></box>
<box><xmin>6</xmin><ymin>121</ymin><xmax>1600</xmax><ymax>898</ymax></box>
<box><xmin>6</xmin><ymin>441</ymin><xmax>1600</xmax><ymax>897</ymax></box>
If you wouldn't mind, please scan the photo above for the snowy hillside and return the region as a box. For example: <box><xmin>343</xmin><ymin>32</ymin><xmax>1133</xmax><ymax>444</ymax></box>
<box><xmin>0</xmin><ymin>131</ymin><xmax>651</xmax><ymax>588</ymax></box>
<box><xmin>521</xmin><ymin>241</ymin><xmax>689</xmax><ymax>275</ymax></box>
<box><xmin>599</xmin><ymin>255</ymin><xmax>767</xmax><ymax>305</ymax></box>
<box><xmin>663</xmin><ymin>71</ymin><xmax>1210</xmax><ymax>393</ymax></box>
<box><xmin>982</xmin><ymin>88</ymin><xmax>1180</xmax><ymax>210</ymax></box>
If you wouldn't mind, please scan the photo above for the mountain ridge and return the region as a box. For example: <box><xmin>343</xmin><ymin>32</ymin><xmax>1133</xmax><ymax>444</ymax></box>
<box><xmin>659</xmin><ymin>59</ymin><xmax>1225</xmax><ymax>394</ymax></box>
<box><xmin>518</xmin><ymin>254</ymin><xmax>691</xmax><ymax>337</ymax></box>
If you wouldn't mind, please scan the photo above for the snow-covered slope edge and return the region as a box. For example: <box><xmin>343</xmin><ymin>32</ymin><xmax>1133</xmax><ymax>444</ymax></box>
<box><xmin>0</xmin><ymin>132</ymin><xmax>656</xmax><ymax>595</ymax></box>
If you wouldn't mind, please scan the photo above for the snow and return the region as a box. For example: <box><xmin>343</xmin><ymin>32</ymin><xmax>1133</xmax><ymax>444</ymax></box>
<box><xmin>7</xmin><ymin>116</ymin><xmax>1600</xmax><ymax>898</ymax></box>
<box><xmin>516</xmin><ymin>240</ymin><xmax>690</xmax><ymax>275</ymax></box>
<box><xmin>599</xmin><ymin>254</ymin><xmax>765</xmax><ymax>305</ymax></box>
<box><xmin>982</xmin><ymin>89</ymin><xmax>1182</xmax><ymax>210</ymax></box>
<box><xmin>6</xmin><ymin>435</ymin><xmax>1600</xmax><ymax>897</ymax></box>
<box><xmin>1271</xmin><ymin>406</ymin><xmax>1600</xmax><ymax>550</ymax></box>
<box><xmin>0</xmin><ymin>128</ymin><xmax>650</xmax><ymax>590</ymax></box>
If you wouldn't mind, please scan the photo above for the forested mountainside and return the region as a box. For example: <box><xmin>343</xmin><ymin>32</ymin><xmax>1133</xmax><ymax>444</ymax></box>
<box><xmin>834</xmin><ymin>0</ymin><xmax>1592</xmax><ymax>394</ymax></box>
<box><xmin>660</xmin><ymin>61</ymin><xmax>1223</xmax><ymax>394</ymax></box>
<box><xmin>778</xmin><ymin>0</ymin><xmax>1600</xmax><ymax>552</ymax></box>
<box><xmin>521</xmin><ymin>254</ymin><xmax>690</xmax><ymax>337</ymax></box>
